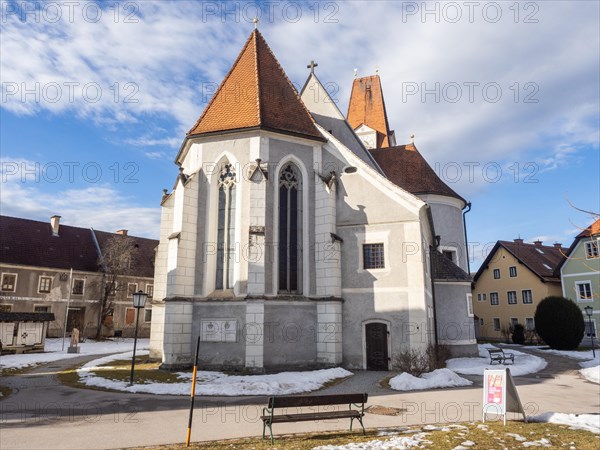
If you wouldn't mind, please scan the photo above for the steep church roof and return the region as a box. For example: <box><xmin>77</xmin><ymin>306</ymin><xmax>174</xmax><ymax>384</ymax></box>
<box><xmin>347</xmin><ymin>75</ymin><xmax>394</xmax><ymax>148</ymax></box>
<box><xmin>369</xmin><ymin>144</ymin><xmax>466</xmax><ymax>204</ymax></box>
<box><xmin>187</xmin><ymin>30</ymin><xmax>323</xmax><ymax>141</ymax></box>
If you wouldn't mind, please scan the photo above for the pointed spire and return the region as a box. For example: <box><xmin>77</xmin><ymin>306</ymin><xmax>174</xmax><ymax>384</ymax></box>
<box><xmin>187</xmin><ymin>30</ymin><xmax>323</xmax><ymax>141</ymax></box>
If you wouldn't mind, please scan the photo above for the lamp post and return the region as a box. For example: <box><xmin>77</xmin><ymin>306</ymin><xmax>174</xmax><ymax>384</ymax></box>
<box><xmin>129</xmin><ymin>290</ymin><xmax>148</xmax><ymax>386</ymax></box>
<box><xmin>584</xmin><ymin>306</ymin><xmax>595</xmax><ymax>358</ymax></box>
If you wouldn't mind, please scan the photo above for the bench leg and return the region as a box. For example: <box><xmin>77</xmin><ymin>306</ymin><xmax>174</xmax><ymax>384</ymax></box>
<box><xmin>262</xmin><ymin>420</ymin><xmax>266</xmax><ymax>440</ymax></box>
<box><xmin>349</xmin><ymin>417</ymin><xmax>353</xmax><ymax>432</ymax></box>
<box><xmin>269</xmin><ymin>423</ymin><xmax>274</xmax><ymax>445</ymax></box>
<box><xmin>357</xmin><ymin>416</ymin><xmax>366</xmax><ymax>435</ymax></box>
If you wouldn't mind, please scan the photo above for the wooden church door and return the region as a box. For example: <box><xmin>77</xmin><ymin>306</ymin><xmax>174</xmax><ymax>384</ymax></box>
<box><xmin>365</xmin><ymin>322</ymin><xmax>389</xmax><ymax>370</ymax></box>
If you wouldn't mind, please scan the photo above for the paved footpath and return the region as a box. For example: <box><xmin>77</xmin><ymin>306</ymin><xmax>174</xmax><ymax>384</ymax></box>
<box><xmin>0</xmin><ymin>348</ymin><xmax>598</xmax><ymax>450</ymax></box>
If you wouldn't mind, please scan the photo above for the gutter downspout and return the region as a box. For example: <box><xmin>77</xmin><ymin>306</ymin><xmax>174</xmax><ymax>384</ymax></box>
<box><xmin>462</xmin><ymin>202</ymin><xmax>472</xmax><ymax>275</ymax></box>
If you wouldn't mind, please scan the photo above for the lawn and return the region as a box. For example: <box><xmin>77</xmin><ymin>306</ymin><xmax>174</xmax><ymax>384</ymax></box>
<box><xmin>129</xmin><ymin>421</ymin><xmax>599</xmax><ymax>449</ymax></box>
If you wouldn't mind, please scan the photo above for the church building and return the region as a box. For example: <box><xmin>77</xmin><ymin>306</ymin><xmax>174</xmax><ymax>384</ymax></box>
<box><xmin>149</xmin><ymin>28</ymin><xmax>476</xmax><ymax>372</ymax></box>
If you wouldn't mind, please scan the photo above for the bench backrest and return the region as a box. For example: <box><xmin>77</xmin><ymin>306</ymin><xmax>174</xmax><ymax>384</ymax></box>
<box><xmin>268</xmin><ymin>393</ymin><xmax>368</xmax><ymax>409</ymax></box>
<box><xmin>488</xmin><ymin>348</ymin><xmax>504</xmax><ymax>354</ymax></box>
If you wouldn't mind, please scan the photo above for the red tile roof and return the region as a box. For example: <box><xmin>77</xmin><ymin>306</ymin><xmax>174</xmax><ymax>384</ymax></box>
<box><xmin>188</xmin><ymin>30</ymin><xmax>323</xmax><ymax>141</ymax></box>
<box><xmin>347</xmin><ymin>75</ymin><xmax>393</xmax><ymax>148</ymax></box>
<box><xmin>0</xmin><ymin>216</ymin><xmax>158</xmax><ymax>277</ymax></box>
<box><xmin>474</xmin><ymin>240</ymin><xmax>569</xmax><ymax>283</ymax></box>
<box><xmin>369</xmin><ymin>144</ymin><xmax>466</xmax><ymax>202</ymax></box>
<box><xmin>577</xmin><ymin>219</ymin><xmax>600</xmax><ymax>238</ymax></box>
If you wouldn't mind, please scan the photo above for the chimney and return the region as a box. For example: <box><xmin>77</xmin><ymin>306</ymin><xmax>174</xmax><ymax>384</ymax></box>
<box><xmin>514</xmin><ymin>238</ymin><xmax>524</xmax><ymax>244</ymax></box>
<box><xmin>116</xmin><ymin>229</ymin><xmax>128</xmax><ymax>236</ymax></box>
<box><xmin>50</xmin><ymin>215</ymin><xmax>61</xmax><ymax>236</ymax></box>
<box><xmin>534</xmin><ymin>240</ymin><xmax>543</xmax><ymax>247</ymax></box>
<box><xmin>554</xmin><ymin>243</ymin><xmax>562</xmax><ymax>248</ymax></box>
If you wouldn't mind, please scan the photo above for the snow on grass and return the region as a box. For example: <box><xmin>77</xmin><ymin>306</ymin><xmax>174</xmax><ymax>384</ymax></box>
<box><xmin>445</xmin><ymin>344</ymin><xmax>547</xmax><ymax>376</ymax></box>
<box><xmin>389</xmin><ymin>368</ymin><xmax>472</xmax><ymax>391</ymax></box>
<box><xmin>0</xmin><ymin>338</ymin><xmax>149</xmax><ymax>370</ymax></box>
<box><xmin>312</xmin><ymin>433</ymin><xmax>427</xmax><ymax>449</ymax></box>
<box><xmin>78</xmin><ymin>351</ymin><xmax>353</xmax><ymax>396</ymax></box>
<box><xmin>530</xmin><ymin>412</ymin><xmax>600</xmax><ymax>434</ymax></box>
<box><xmin>536</xmin><ymin>348</ymin><xmax>598</xmax><ymax>361</ymax></box>
<box><xmin>579</xmin><ymin>363</ymin><xmax>600</xmax><ymax>384</ymax></box>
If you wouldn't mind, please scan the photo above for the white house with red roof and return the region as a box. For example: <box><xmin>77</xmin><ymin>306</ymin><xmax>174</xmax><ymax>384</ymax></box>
<box><xmin>150</xmin><ymin>28</ymin><xmax>475</xmax><ymax>371</ymax></box>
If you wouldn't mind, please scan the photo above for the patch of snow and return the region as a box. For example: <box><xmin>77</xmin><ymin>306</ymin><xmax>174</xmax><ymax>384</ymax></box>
<box><xmin>529</xmin><ymin>412</ymin><xmax>600</xmax><ymax>434</ymax></box>
<box><xmin>460</xmin><ymin>441</ymin><xmax>475</xmax><ymax>447</ymax></box>
<box><xmin>506</xmin><ymin>433</ymin><xmax>527</xmax><ymax>441</ymax></box>
<box><xmin>537</xmin><ymin>348</ymin><xmax>598</xmax><ymax>361</ymax></box>
<box><xmin>0</xmin><ymin>338</ymin><xmax>149</xmax><ymax>370</ymax></box>
<box><xmin>389</xmin><ymin>368</ymin><xmax>472</xmax><ymax>391</ymax></box>
<box><xmin>78</xmin><ymin>351</ymin><xmax>353</xmax><ymax>396</ymax></box>
<box><xmin>446</xmin><ymin>344</ymin><xmax>547</xmax><ymax>376</ymax></box>
<box><xmin>522</xmin><ymin>437</ymin><xmax>551</xmax><ymax>447</ymax></box>
<box><xmin>313</xmin><ymin>433</ymin><xmax>426</xmax><ymax>449</ymax></box>
<box><xmin>580</xmin><ymin>364</ymin><xmax>600</xmax><ymax>384</ymax></box>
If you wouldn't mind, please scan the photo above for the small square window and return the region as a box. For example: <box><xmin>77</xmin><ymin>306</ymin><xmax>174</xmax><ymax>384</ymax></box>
<box><xmin>477</xmin><ymin>293</ymin><xmax>482</xmax><ymax>301</ymax></box>
<box><xmin>363</xmin><ymin>243</ymin><xmax>385</xmax><ymax>269</ymax></box>
<box><xmin>38</xmin><ymin>276</ymin><xmax>52</xmax><ymax>293</ymax></box>
<box><xmin>482</xmin><ymin>293</ymin><xmax>487</xmax><ymax>301</ymax></box>
<box><xmin>72</xmin><ymin>279</ymin><xmax>85</xmax><ymax>295</ymax></box>
<box><xmin>575</xmin><ymin>282</ymin><xmax>593</xmax><ymax>302</ymax></box>
<box><xmin>1</xmin><ymin>273</ymin><xmax>17</xmax><ymax>292</ymax></box>
<box><xmin>34</xmin><ymin>305</ymin><xmax>50</xmax><ymax>313</ymax></box>
<box><xmin>507</xmin><ymin>291</ymin><xmax>517</xmax><ymax>304</ymax></box>
<box><xmin>585</xmin><ymin>241</ymin><xmax>599</xmax><ymax>259</ymax></box>
<box><xmin>522</xmin><ymin>290</ymin><xmax>533</xmax><ymax>304</ymax></box>
<box><xmin>493</xmin><ymin>268</ymin><xmax>501</xmax><ymax>279</ymax></box>
<box><xmin>479</xmin><ymin>318</ymin><xmax>484</xmax><ymax>326</ymax></box>
<box><xmin>509</xmin><ymin>266</ymin><xmax>517</xmax><ymax>277</ymax></box>
<box><xmin>144</xmin><ymin>309</ymin><xmax>152</xmax><ymax>323</ymax></box>
<box><xmin>127</xmin><ymin>283</ymin><xmax>138</xmax><ymax>298</ymax></box>
<box><xmin>0</xmin><ymin>304</ymin><xmax>12</xmax><ymax>312</ymax></box>
<box><xmin>490</xmin><ymin>292</ymin><xmax>499</xmax><ymax>305</ymax></box>
<box><xmin>525</xmin><ymin>318</ymin><xmax>535</xmax><ymax>331</ymax></box>
<box><xmin>442</xmin><ymin>250</ymin><xmax>456</xmax><ymax>263</ymax></box>
<box><xmin>493</xmin><ymin>318</ymin><xmax>501</xmax><ymax>331</ymax></box>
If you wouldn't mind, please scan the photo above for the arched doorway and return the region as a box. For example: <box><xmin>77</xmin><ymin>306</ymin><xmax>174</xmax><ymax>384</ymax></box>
<box><xmin>365</xmin><ymin>322</ymin><xmax>389</xmax><ymax>370</ymax></box>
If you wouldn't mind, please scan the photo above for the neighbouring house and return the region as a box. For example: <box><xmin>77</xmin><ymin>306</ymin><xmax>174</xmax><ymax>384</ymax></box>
<box><xmin>472</xmin><ymin>239</ymin><xmax>567</xmax><ymax>340</ymax></box>
<box><xmin>0</xmin><ymin>215</ymin><xmax>158</xmax><ymax>338</ymax></box>
<box><xmin>558</xmin><ymin>219</ymin><xmax>600</xmax><ymax>345</ymax></box>
<box><xmin>150</xmin><ymin>27</ymin><xmax>476</xmax><ymax>372</ymax></box>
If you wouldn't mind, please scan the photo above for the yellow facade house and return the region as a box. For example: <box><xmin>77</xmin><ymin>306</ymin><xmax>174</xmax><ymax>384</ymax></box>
<box><xmin>473</xmin><ymin>239</ymin><xmax>566</xmax><ymax>340</ymax></box>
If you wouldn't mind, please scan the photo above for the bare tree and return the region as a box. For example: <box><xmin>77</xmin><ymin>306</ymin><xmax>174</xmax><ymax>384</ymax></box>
<box><xmin>96</xmin><ymin>236</ymin><xmax>137</xmax><ymax>339</ymax></box>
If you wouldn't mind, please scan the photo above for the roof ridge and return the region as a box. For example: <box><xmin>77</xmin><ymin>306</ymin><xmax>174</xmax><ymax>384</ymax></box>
<box><xmin>187</xmin><ymin>32</ymin><xmax>256</xmax><ymax>136</ymax></box>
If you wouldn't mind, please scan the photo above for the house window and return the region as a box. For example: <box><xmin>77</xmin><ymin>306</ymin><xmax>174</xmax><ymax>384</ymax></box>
<box><xmin>493</xmin><ymin>268</ymin><xmax>500</xmax><ymax>279</ymax></box>
<box><xmin>584</xmin><ymin>320</ymin><xmax>597</xmax><ymax>338</ymax></box>
<box><xmin>72</xmin><ymin>279</ymin><xmax>85</xmax><ymax>295</ymax></box>
<box><xmin>482</xmin><ymin>293</ymin><xmax>486</xmax><ymax>301</ymax></box>
<box><xmin>509</xmin><ymin>266</ymin><xmax>517</xmax><ymax>277</ymax></box>
<box><xmin>507</xmin><ymin>291</ymin><xmax>517</xmax><ymax>305</ymax></box>
<box><xmin>575</xmin><ymin>281</ymin><xmax>593</xmax><ymax>302</ymax></box>
<box><xmin>522</xmin><ymin>290</ymin><xmax>533</xmax><ymax>304</ymax></box>
<box><xmin>510</xmin><ymin>317</ymin><xmax>519</xmax><ymax>328</ymax></box>
<box><xmin>108</xmin><ymin>281</ymin><xmax>117</xmax><ymax>296</ymax></box>
<box><xmin>1</xmin><ymin>273</ymin><xmax>17</xmax><ymax>292</ymax></box>
<box><xmin>216</xmin><ymin>163</ymin><xmax>237</xmax><ymax>290</ymax></box>
<box><xmin>125</xmin><ymin>307</ymin><xmax>135</xmax><ymax>325</ymax></box>
<box><xmin>144</xmin><ymin>309</ymin><xmax>152</xmax><ymax>323</ymax></box>
<box><xmin>585</xmin><ymin>241</ymin><xmax>599</xmax><ymax>259</ymax></box>
<box><xmin>38</xmin><ymin>276</ymin><xmax>52</xmax><ymax>293</ymax></box>
<box><xmin>0</xmin><ymin>304</ymin><xmax>12</xmax><ymax>312</ymax></box>
<box><xmin>490</xmin><ymin>292</ymin><xmax>499</xmax><ymax>305</ymax></box>
<box><xmin>278</xmin><ymin>163</ymin><xmax>302</xmax><ymax>293</ymax></box>
<box><xmin>480</xmin><ymin>318</ymin><xmax>484</xmax><ymax>326</ymax></box>
<box><xmin>146</xmin><ymin>284</ymin><xmax>154</xmax><ymax>299</ymax></box>
<box><xmin>363</xmin><ymin>243</ymin><xmax>385</xmax><ymax>269</ymax></box>
<box><xmin>34</xmin><ymin>305</ymin><xmax>50</xmax><ymax>313</ymax></box>
<box><xmin>127</xmin><ymin>283</ymin><xmax>138</xmax><ymax>298</ymax></box>
<box><xmin>442</xmin><ymin>249</ymin><xmax>457</xmax><ymax>264</ymax></box>
<box><xmin>525</xmin><ymin>317</ymin><xmax>535</xmax><ymax>331</ymax></box>
<box><xmin>493</xmin><ymin>318</ymin><xmax>501</xmax><ymax>331</ymax></box>
<box><xmin>477</xmin><ymin>293</ymin><xmax>483</xmax><ymax>301</ymax></box>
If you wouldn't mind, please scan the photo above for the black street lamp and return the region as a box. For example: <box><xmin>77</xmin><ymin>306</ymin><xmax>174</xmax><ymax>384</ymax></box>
<box><xmin>129</xmin><ymin>290</ymin><xmax>148</xmax><ymax>386</ymax></box>
<box><xmin>584</xmin><ymin>305</ymin><xmax>595</xmax><ymax>358</ymax></box>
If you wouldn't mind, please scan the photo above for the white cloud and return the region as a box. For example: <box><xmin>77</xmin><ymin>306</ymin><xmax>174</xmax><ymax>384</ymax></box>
<box><xmin>0</xmin><ymin>157</ymin><xmax>160</xmax><ymax>238</ymax></box>
<box><xmin>1</xmin><ymin>1</ymin><xmax>598</xmax><ymax>198</ymax></box>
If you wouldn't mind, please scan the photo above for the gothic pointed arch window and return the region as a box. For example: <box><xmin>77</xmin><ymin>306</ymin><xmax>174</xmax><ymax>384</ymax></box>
<box><xmin>278</xmin><ymin>163</ymin><xmax>302</xmax><ymax>293</ymax></box>
<box><xmin>216</xmin><ymin>163</ymin><xmax>236</xmax><ymax>290</ymax></box>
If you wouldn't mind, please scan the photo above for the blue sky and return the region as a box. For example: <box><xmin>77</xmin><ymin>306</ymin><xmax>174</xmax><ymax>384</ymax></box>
<box><xmin>1</xmin><ymin>1</ymin><xmax>598</xmax><ymax>270</ymax></box>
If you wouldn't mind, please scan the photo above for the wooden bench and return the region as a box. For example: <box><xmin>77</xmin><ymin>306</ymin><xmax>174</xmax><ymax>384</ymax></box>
<box><xmin>261</xmin><ymin>393</ymin><xmax>368</xmax><ymax>443</ymax></box>
<box><xmin>487</xmin><ymin>348</ymin><xmax>515</xmax><ymax>365</ymax></box>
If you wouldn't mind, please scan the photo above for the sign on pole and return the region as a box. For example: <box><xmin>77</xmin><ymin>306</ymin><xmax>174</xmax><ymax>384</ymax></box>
<box><xmin>483</xmin><ymin>368</ymin><xmax>527</xmax><ymax>425</ymax></box>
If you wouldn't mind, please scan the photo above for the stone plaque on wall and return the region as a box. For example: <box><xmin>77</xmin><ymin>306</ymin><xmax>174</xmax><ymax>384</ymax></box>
<box><xmin>200</xmin><ymin>319</ymin><xmax>237</xmax><ymax>343</ymax></box>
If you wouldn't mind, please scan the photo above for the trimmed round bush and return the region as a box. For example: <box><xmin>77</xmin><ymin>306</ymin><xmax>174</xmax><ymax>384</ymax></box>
<box><xmin>534</xmin><ymin>296</ymin><xmax>585</xmax><ymax>350</ymax></box>
<box><xmin>512</xmin><ymin>323</ymin><xmax>525</xmax><ymax>345</ymax></box>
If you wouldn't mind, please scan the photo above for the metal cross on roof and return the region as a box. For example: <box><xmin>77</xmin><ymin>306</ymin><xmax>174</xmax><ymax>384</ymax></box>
<box><xmin>307</xmin><ymin>60</ymin><xmax>318</xmax><ymax>74</ymax></box>
<box><xmin>253</xmin><ymin>17</ymin><xmax>259</xmax><ymax>29</ymax></box>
